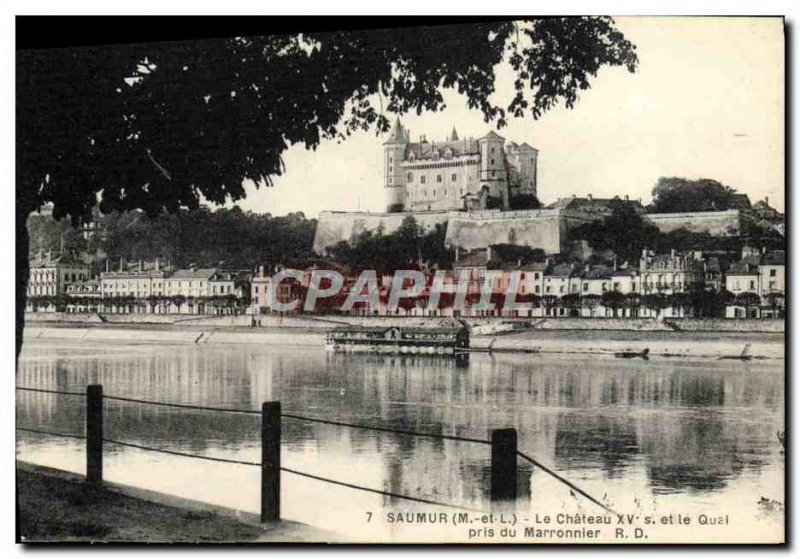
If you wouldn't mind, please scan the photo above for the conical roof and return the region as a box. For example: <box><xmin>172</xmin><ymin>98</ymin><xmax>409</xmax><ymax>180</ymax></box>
<box><xmin>383</xmin><ymin>117</ymin><xmax>407</xmax><ymax>145</ymax></box>
<box><xmin>450</xmin><ymin>127</ymin><xmax>459</xmax><ymax>141</ymax></box>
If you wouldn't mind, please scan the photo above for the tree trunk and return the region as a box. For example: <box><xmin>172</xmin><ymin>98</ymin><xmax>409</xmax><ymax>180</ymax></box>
<box><xmin>16</xmin><ymin>206</ymin><xmax>31</xmax><ymax>367</ymax></box>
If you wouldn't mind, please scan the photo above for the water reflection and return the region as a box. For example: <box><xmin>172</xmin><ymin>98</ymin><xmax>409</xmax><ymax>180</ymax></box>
<box><xmin>17</xmin><ymin>340</ymin><xmax>784</xmax><ymax>522</ymax></box>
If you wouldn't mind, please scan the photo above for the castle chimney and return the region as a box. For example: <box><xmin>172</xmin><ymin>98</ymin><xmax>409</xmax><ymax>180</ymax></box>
<box><xmin>765</xmin><ymin>196</ymin><xmax>769</xmax><ymax>206</ymax></box>
<box><xmin>155</xmin><ymin>257</ymin><xmax>160</xmax><ymax>271</ymax></box>
<box><xmin>119</xmin><ymin>257</ymin><xmax>124</xmax><ymax>272</ymax></box>
<box><xmin>105</xmin><ymin>259</ymin><xmax>109</xmax><ymax>273</ymax></box>
<box><xmin>455</xmin><ymin>246</ymin><xmax>460</xmax><ymax>262</ymax></box>
<box><xmin>139</xmin><ymin>259</ymin><xmax>143</xmax><ymax>272</ymax></box>
<box><xmin>587</xmin><ymin>193</ymin><xmax>592</xmax><ymax>201</ymax></box>
<box><xmin>670</xmin><ymin>249</ymin><xmax>676</xmax><ymax>258</ymax></box>
<box><xmin>486</xmin><ymin>246</ymin><xmax>492</xmax><ymax>262</ymax></box>
<box><xmin>624</xmin><ymin>194</ymin><xmax>629</xmax><ymax>201</ymax></box>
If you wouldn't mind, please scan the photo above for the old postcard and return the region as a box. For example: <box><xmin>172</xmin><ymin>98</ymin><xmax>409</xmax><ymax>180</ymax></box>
<box><xmin>15</xmin><ymin>16</ymin><xmax>785</xmax><ymax>544</ymax></box>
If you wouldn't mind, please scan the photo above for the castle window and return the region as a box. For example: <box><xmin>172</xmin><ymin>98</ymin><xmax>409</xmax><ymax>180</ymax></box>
<box><xmin>490</xmin><ymin>158</ymin><xmax>495</xmax><ymax>165</ymax></box>
<box><xmin>389</xmin><ymin>165</ymin><xmax>393</xmax><ymax>172</ymax></box>
<box><xmin>491</xmin><ymin>147</ymin><xmax>495</xmax><ymax>154</ymax></box>
<box><xmin>451</xmin><ymin>174</ymin><xmax>457</xmax><ymax>182</ymax></box>
<box><xmin>420</xmin><ymin>176</ymin><xmax>426</xmax><ymax>184</ymax></box>
<box><xmin>436</xmin><ymin>175</ymin><xmax>442</xmax><ymax>183</ymax></box>
<box><xmin>407</xmin><ymin>172</ymin><xmax>413</xmax><ymax>182</ymax></box>
<box><xmin>389</xmin><ymin>178</ymin><xmax>393</xmax><ymax>184</ymax></box>
<box><xmin>491</xmin><ymin>171</ymin><xmax>495</xmax><ymax>178</ymax></box>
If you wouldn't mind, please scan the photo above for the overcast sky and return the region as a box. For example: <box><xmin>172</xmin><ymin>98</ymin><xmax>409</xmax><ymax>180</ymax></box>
<box><xmin>237</xmin><ymin>17</ymin><xmax>784</xmax><ymax>217</ymax></box>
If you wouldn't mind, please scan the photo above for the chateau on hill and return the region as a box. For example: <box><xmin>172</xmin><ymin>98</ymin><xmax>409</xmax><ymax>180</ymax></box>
<box><xmin>383</xmin><ymin>118</ymin><xmax>538</xmax><ymax>212</ymax></box>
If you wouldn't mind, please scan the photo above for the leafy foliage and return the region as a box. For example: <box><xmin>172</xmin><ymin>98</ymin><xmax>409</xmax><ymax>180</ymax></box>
<box><xmin>27</xmin><ymin>207</ymin><xmax>318</xmax><ymax>272</ymax></box>
<box><xmin>488</xmin><ymin>244</ymin><xmax>546</xmax><ymax>266</ymax></box>
<box><xmin>649</xmin><ymin>177</ymin><xmax>751</xmax><ymax>213</ymax></box>
<box><xmin>327</xmin><ymin>216</ymin><xmax>454</xmax><ymax>273</ymax></box>
<box><xmin>508</xmin><ymin>194</ymin><xmax>542</xmax><ymax>210</ymax></box>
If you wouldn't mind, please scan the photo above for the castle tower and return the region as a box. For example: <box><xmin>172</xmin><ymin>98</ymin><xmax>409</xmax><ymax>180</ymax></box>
<box><xmin>478</xmin><ymin>130</ymin><xmax>508</xmax><ymax>208</ymax></box>
<box><xmin>383</xmin><ymin>117</ymin><xmax>408</xmax><ymax>211</ymax></box>
<box><xmin>514</xmin><ymin>143</ymin><xmax>539</xmax><ymax>200</ymax></box>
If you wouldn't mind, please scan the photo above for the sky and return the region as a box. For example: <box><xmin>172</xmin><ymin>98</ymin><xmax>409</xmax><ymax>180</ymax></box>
<box><xmin>237</xmin><ymin>17</ymin><xmax>784</xmax><ymax>217</ymax></box>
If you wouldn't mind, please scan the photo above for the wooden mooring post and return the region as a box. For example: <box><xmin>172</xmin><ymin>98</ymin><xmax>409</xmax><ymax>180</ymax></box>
<box><xmin>261</xmin><ymin>401</ymin><xmax>281</xmax><ymax>523</ymax></box>
<box><xmin>490</xmin><ymin>428</ymin><xmax>517</xmax><ymax>504</ymax></box>
<box><xmin>86</xmin><ymin>384</ymin><xmax>104</xmax><ymax>483</ymax></box>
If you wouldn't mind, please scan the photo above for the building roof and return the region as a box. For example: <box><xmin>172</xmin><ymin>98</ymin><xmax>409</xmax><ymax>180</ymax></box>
<box><xmin>453</xmin><ymin>251</ymin><xmax>489</xmax><ymax>269</ymax></box>
<box><xmin>169</xmin><ymin>268</ymin><xmax>217</xmax><ymax>280</ymax></box>
<box><xmin>549</xmin><ymin>263</ymin><xmax>575</xmax><ymax>277</ymax></box>
<box><xmin>762</xmin><ymin>250</ymin><xmax>785</xmax><ymax>266</ymax></box>
<box><xmin>28</xmin><ymin>254</ymin><xmax>86</xmax><ymax>268</ymax></box>
<box><xmin>383</xmin><ymin>117</ymin><xmax>407</xmax><ymax>145</ymax></box>
<box><xmin>479</xmin><ymin>130</ymin><xmax>505</xmax><ymax>141</ymax></box>
<box><xmin>405</xmin><ymin>137</ymin><xmax>479</xmax><ymax>160</ymax></box>
<box><xmin>520</xmin><ymin>262</ymin><xmax>547</xmax><ymax>272</ymax></box>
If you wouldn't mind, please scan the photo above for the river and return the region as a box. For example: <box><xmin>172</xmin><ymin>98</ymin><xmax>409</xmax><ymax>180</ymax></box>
<box><xmin>16</xmin><ymin>336</ymin><xmax>784</xmax><ymax>543</ymax></box>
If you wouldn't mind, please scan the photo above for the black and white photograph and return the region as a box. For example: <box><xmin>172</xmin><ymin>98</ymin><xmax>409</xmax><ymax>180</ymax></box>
<box><xmin>13</xmin><ymin>14</ymin><xmax>786</xmax><ymax>545</ymax></box>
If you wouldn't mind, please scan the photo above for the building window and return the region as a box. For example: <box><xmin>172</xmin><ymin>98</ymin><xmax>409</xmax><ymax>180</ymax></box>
<box><xmin>534</xmin><ymin>273</ymin><xmax>540</xmax><ymax>280</ymax></box>
<box><xmin>389</xmin><ymin>165</ymin><xmax>393</xmax><ymax>172</ymax></box>
<box><xmin>420</xmin><ymin>176</ymin><xmax>426</xmax><ymax>184</ymax></box>
<box><xmin>749</xmin><ymin>280</ymin><xmax>755</xmax><ymax>290</ymax></box>
<box><xmin>407</xmin><ymin>172</ymin><xmax>413</xmax><ymax>182</ymax></box>
<box><xmin>490</xmin><ymin>158</ymin><xmax>495</xmax><ymax>165</ymax></box>
<box><xmin>451</xmin><ymin>174</ymin><xmax>457</xmax><ymax>182</ymax></box>
<box><xmin>583</xmin><ymin>282</ymin><xmax>588</xmax><ymax>292</ymax></box>
<box><xmin>388</xmin><ymin>178</ymin><xmax>393</xmax><ymax>184</ymax></box>
<box><xmin>491</xmin><ymin>171</ymin><xmax>495</xmax><ymax>178</ymax></box>
<box><xmin>436</xmin><ymin>175</ymin><xmax>442</xmax><ymax>183</ymax></box>
<box><xmin>770</xmin><ymin>269</ymin><xmax>777</xmax><ymax>277</ymax></box>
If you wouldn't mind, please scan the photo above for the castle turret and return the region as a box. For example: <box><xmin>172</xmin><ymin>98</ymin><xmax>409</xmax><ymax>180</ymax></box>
<box><xmin>477</xmin><ymin>130</ymin><xmax>508</xmax><ymax>208</ymax></box>
<box><xmin>383</xmin><ymin>117</ymin><xmax>408</xmax><ymax>211</ymax></box>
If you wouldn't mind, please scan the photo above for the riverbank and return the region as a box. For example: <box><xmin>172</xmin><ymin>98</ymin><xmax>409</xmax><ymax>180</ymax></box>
<box><xmin>17</xmin><ymin>462</ymin><xmax>337</xmax><ymax>543</ymax></box>
<box><xmin>22</xmin><ymin>322</ymin><xmax>785</xmax><ymax>360</ymax></box>
<box><xmin>25</xmin><ymin>312</ymin><xmax>785</xmax><ymax>333</ymax></box>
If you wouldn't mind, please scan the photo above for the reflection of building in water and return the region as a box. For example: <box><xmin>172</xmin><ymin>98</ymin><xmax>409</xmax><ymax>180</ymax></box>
<box><xmin>17</xmin><ymin>345</ymin><xmax>784</xmax><ymax>502</ymax></box>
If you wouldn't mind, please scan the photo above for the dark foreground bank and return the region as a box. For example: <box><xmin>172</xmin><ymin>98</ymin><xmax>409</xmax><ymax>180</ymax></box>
<box><xmin>17</xmin><ymin>462</ymin><xmax>337</xmax><ymax>543</ymax></box>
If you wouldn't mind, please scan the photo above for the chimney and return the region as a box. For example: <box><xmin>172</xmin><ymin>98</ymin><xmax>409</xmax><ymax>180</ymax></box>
<box><xmin>486</xmin><ymin>246</ymin><xmax>492</xmax><ymax>262</ymax></box>
<box><xmin>613</xmin><ymin>257</ymin><xmax>618</xmax><ymax>271</ymax></box>
<box><xmin>155</xmin><ymin>257</ymin><xmax>160</xmax><ymax>271</ymax></box>
<box><xmin>670</xmin><ymin>249</ymin><xmax>676</xmax><ymax>258</ymax></box>
<box><xmin>105</xmin><ymin>259</ymin><xmax>109</xmax><ymax>273</ymax></box>
<box><xmin>455</xmin><ymin>246</ymin><xmax>460</xmax><ymax>262</ymax></box>
<box><xmin>765</xmin><ymin>195</ymin><xmax>769</xmax><ymax>206</ymax></box>
<box><xmin>37</xmin><ymin>249</ymin><xmax>42</xmax><ymax>260</ymax></box>
<box><xmin>587</xmin><ymin>193</ymin><xmax>593</xmax><ymax>201</ymax></box>
<box><xmin>46</xmin><ymin>250</ymin><xmax>52</xmax><ymax>261</ymax></box>
<box><xmin>119</xmin><ymin>257</ymin><xmax>123</xmax><ymax>272</ymax></box>
<box><xmin>139</xmin><ymin>259</ymin><xmax>143</xmax><ymax>272</ymax></box>
<box><xmin>624</xmin><ymin>194</ymin><xmax>629</xmax><ymax>201</ymax></box>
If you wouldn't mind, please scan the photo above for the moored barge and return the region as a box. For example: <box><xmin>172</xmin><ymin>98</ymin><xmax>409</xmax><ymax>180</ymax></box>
<box><xmin>325</xmin><ymin>323</ymin><xmax>469</xmax><ymax>355</ymax></box>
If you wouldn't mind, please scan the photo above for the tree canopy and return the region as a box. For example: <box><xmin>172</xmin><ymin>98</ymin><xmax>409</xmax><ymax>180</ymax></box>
<box><xmin>19</xmin><ymin>18</ymin><xmax>637</xmax><ymax>225</ymax></box>
<box><xmin>649</xmin><ymin>177</ymin><xmax>751</xmax><ymax>214</ymax></box>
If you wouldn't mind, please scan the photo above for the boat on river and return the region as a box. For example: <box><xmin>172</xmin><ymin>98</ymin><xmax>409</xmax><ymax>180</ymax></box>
<box><xmin>614</xmin><ymin>348</ymin><xmax>649</xmax><ymax>359</ymax></box>
<box><xmin>325</xmin><ymin>322</ymin><xmax>469</xmax><ymax>356</ymax></box>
